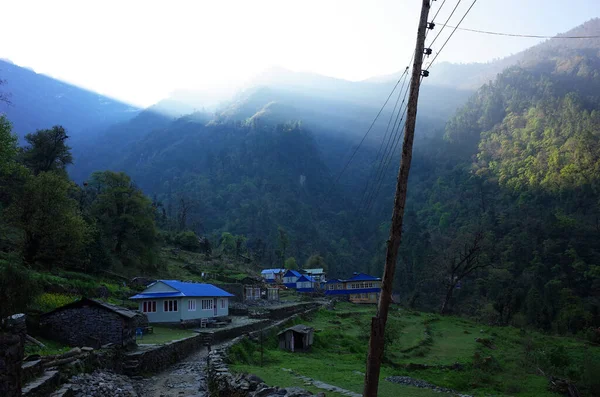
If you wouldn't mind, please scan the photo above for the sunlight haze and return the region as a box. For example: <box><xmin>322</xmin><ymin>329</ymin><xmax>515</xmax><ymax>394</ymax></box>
<box><xmin>1</xmin><ymin>0</ymin><xmax>599</xmax><ymax>106</ymax></box>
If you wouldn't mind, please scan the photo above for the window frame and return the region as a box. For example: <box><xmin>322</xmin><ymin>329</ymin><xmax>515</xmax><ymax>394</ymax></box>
<box><xmin>188</xmin><ymin>299</ymin><xmax>197</xmax><ymax>311</ymax></box>
<box><xmin>163</xmin><ymin>299</ymin><xmax>179</xmax><ymax>312</ymax></box>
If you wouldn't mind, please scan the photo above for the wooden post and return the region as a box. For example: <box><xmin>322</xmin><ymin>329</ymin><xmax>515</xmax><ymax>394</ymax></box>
<box><xmin>363</xmin><ymin>1</ymin><xmax>431</xmax><ymax>396</ymax></box>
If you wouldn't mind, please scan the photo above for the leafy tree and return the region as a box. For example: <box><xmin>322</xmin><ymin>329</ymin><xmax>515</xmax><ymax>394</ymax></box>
<box><xmin>284</xmin><ymin>257</ymin><xmax>298</xmax><ymax>270</ymax></box>
<box><xmin>12</xmin><ymin>172</ymin><xmax>89</xmax><ymax>269</ymax></box>
<box><xmin>0</xmin><ymin>259</ymin><xmax>39</xmax><ymax>323</ymax></box>
<box><xmin>220</xmin><ymin>232</ymin><xmax>236</xmax><ymax>254</ymax></box>
<box><xmin>175</xmin><ymin>230</ymin><xmax>201</xmax><ymax>251</ymax></box>
<box><xmin>305</xmin><ymin>254</ymin><xmax>327</xmax><ymax>272</ymax></box>
<box><xmin>20</xmin><ymin>126</ymin><xmax>73</xmax><ymax>175</ymax></box>
<box><xmin>0</xmin><ymin>116</ymin><xmax>17</xmax><ymax>175</ymax></box>
<box><xmin>88</xmin><ymin>171</ymin><xmax>158</xmax><ymax>271</ymax></box>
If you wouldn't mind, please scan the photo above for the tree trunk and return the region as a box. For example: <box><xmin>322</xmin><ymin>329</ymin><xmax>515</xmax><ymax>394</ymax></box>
<box><xmin>440</xmin><ymin>285</ymin><xmax>454</xmax><ymax>315</ymax></box>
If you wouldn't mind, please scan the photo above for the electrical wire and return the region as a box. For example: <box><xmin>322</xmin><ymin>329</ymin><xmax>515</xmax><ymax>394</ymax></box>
<box><xmin>438</xmin><ymin>23</ymin><xmax>600</xmax><ymax>39</ymax></box>
<box><xmin>427</xmin><ymin>0</ymin><xmax>463</xmax><ymax>48</ymax></box>
<box><xmin>426</xmin><ymin>0</ymin><xmax>479</xmax><ymax>70</ymax></box>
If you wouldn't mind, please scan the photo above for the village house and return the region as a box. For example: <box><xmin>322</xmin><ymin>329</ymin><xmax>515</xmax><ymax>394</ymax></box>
<box><xmin>325</xmin><ymin>272</ymin><xmax>382</xmax><ymax>303</ymax></box>
<box><xmin>282</xmin><ymin>269</ymin><xmax>302</xmax><ymax>288</ymax></box>
<box><xmin>40</xmin><ymin>298</ymin><xmax>146</xmax><ymax>348</ymax></box>
<box><xmin>302</xmin><ymin>268</ymin><xmax>327</xmax><ymax>283</ymax></box>
<box><xmin>260</xmin><ymin>268</ymin><xmax>285</xmax><ymax>284</ymax></box>
<box><xmin>130</xmin><ymin>280</ymin><xmax>233</xmax><ymax>323</ymax></box>
<box><xmin>295</xmin><ymin>274</ymin><xmax>317</xmax><ymax>292</ymax></box>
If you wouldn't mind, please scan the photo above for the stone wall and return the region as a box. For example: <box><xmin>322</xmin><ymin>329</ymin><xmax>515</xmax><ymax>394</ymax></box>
<box><xmin>206</xmin><ymin>306</ymin><xmax>323</xmax><ymax>397</ymax></box>
<box><xmin>123</xmin><ymin>333</ymin><xmax>212</xmax><ymax>375</ymax></box>
<box><xmin>40</xmin><ymin>306</ymin><xmax>134</xmax><ymax>348</ymax></box>
<box><xmin>0</xmin><ymin>315</ymin><xmax>26</xmax><ymax>397</ymax></box>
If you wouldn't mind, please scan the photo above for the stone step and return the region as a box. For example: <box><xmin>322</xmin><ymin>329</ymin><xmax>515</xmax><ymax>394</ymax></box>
<box><xmin>22</xmin><ymin>370</ymin><xmax>60</xmax><ymax>397</ymax></box>
<box><xmin>49</xmin><ymin>384</ymin><xmax>74</xmax><ymax>397</ymax></box>
<box><xmin>21</xmin><ymin>360</ymin><xmax>43</xmax><ymax>385</ymax></box>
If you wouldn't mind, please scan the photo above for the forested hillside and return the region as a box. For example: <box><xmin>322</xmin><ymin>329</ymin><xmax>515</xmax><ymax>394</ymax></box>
<box><xmin>2</xmin><ymin>19</ymin><xmax>599</xmax><ymax>339</ymax></box>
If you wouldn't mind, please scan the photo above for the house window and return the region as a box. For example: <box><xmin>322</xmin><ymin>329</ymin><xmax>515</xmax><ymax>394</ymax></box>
<box><xmin>221</xmin><ymin>299</ymin><xmax>226</xmax><ymax>309</ymax></box>
<box><xmin>201</xmin><ymin>299</ymin><xmax>214</xmax><ymax>310</ymax></box>
<box><xmin>142</xmin><ymin>301</ymin><xmax>156</xmax><ymax>313</ymax></box>
<box><xmin>188</xmin><ymin>299</ymin><xmax>197</xmax><ymax>311</ymax></box>
<box><xmin>164</xmin><ymin>300</ymin><xmax>178</xmax><ymax>312</ymax></box>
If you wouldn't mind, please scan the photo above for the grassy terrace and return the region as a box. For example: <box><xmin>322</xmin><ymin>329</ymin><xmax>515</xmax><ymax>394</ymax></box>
<box><xmin>229</xmin><ymin>303</ymin><xmax>600</xmax><ymax>397</ymax></box>
<box><xmin>136</xmin><ymin>326</ymin><xmax>197</xmax><ymax>345</ymax></box>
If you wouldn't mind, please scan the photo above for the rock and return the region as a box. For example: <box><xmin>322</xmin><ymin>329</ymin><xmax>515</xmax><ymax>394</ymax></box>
<box><xmin>81</xmin><ymin>346</ymin><xmax>94</xmax><ymax>352</ymax></box>
<box><xmin>248</xmin><ymin>374</ymin><xmax>265</xmax><ymax>385</ymax></box>
<box><xmin>254</xmin><ymin>386</ymin><xmax>278</xmax><ymax>397</ymax></box>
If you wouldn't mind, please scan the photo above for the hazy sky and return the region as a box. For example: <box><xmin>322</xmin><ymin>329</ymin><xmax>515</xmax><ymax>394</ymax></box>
<box><xmin>1</xmin><ymin>0</ymin><xmax>599</xmax><ymax>107</ymax></box>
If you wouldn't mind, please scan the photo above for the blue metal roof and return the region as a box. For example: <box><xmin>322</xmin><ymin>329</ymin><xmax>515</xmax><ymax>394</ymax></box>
<box><xmin>346</xmin><ymin>273</ymin><xmax>381</xmax><ymax>282</ymax></box>
<box><xmin>261</xmin><ymin>268</ymin><xmax>285</xmax><ymax>274</ymax></box>
<box><xmin>130</xmin><ymin>280</ymin><xmax>234</xmax><ymax>299</ymax></box>
<box><xmin>296</xmin><ymin>275</ymin><xmax>316</xmax><ymax>283</ymax></box>
<box><xmin>326</xmin><ymin>278</ymin><xmax>342</xmax><ymax>284</ymax></box>
<box><xmin>325</xmin><ymin>287</ymin><xmax>380</xmax><ymax>295</ymax></box>
<box><xmin>129</xmin><ymin>292</ymin><xmax>184</xmax><ymax>299</ymax></box>
<box><xmin>284</xmin><ymin>270</ymin><xmax>302</xmax><ymax>278</ymax></box>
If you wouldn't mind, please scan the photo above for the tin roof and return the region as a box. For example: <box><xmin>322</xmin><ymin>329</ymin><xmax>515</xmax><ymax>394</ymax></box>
<box><xmin>130</xmin><ymin>280</ymin><xmax>234</xmax><ymax>299</ymax></box>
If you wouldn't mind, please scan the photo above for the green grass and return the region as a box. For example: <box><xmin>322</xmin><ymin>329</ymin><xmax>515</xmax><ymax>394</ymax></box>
<box><xmin>136</xmin><ymin>326</ymin><xmax>197</xmax><ymax>345</ymax></box>
<box><xmin>24</xmin><ymin>336</ymin><xmax>70</xmax><ymax>357</ymax></box>
<box><xmin>228</xmin><ymin>303</ymin><xmax>600</xmax><ymax>397</ymax></box>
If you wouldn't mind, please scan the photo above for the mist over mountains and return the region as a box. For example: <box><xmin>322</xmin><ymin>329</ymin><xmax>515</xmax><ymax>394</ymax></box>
<box><xmin>1</xmin><ymin>18</ymin><xmax>600</xmax><ymax>332</ymax></box>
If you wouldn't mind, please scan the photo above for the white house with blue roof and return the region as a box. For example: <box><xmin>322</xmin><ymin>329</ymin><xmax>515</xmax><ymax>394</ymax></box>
<box><xmin>130</xmin><ymin>280</ymin><xmax>234</xmax><ymax>323</ymax></box>
<box><xmin>296</xmin><ymin>274</ymin><xmax>318</xmax><ymax>292</ymax></box>
<box><xmin>282</xmin><ymin>269</ymin><xmax>302</xmax><ymax>288</ymax></box>
<box><xmin>261</xmin><ymin>268</ymin><xmax>286</xmax><ymax>284</ymax></box>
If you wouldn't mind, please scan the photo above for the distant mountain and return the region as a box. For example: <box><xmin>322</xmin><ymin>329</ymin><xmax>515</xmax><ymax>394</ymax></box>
<box><xmin>0</xmin><ymin>59</ymin><xmax>139</xmax><ymax>145</ymax></box>
<box><xmin>367</xmin><ymin>18</ymin><xmax>600</xmax><ymax>89</ymax></box>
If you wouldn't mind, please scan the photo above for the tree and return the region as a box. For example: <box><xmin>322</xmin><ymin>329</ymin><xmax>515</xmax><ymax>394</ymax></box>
<box><xmin>88</xmin><ymin>171</ymin><xmax>158</xmax><ymax>271</ymax></box>
<box><xmin>21</xmin><ymin>126</ymin><xmax>73</xmax><ymax>175</ymax></box>
<box><xmin>0</xmin><ymin>260</ymin><xmax>39</xmax><ymax>323</ymax></box>
<box><xmin>284</xmin><ymin>257</ymin><xmax>298</xmax><ymax>270</ymax></box>
<box><xmin>305</xmin><ymin>254</ymin><xmax>327</xmax><ymax>272</ymax></box>
<box><xmin>12</xmin><ymin>172</ymin><xmax>89</xmax><ymax>269</ymax></box>
<box><xmin>177</xmin><ymin>194</ymin><xmax>198</xmax><ymax>231</ymax></box>
<box><xmin>438</xmin><ymin>232</ymin><xmax>488</xmax><ymax>314</ymax></box>
<box><xmin>0</xmin><ymin>78</ymin><xmax>10</xmax><ymax>105</ymax></box>
<box><xmin>277</xmin><ymin>227</ymin><xmax>289</xmax><ymax>265</ymax></box>
<box><xmin>0</xmin><ymin>116</ymin><xmax>17</xmax><ymax>175</ymax></box>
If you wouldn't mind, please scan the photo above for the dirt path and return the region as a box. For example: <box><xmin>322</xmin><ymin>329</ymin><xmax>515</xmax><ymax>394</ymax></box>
<box><xmin>136</xmin><ymin>346</ymin><xmax>215</xmax><ymax>397</ymax></box>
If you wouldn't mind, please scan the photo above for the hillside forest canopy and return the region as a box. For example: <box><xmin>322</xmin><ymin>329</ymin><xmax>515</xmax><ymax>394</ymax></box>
<box><xmin>0</xmin><ymin>20</ymin><xmax>599</xmax><ymax>343</ymax></box>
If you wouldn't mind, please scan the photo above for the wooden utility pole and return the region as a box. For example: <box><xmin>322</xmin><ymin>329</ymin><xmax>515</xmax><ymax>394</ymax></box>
<box><xmin>363</xmin><ymin>1</ymin><xmax>431</xmax><ymax>396</ymax></box>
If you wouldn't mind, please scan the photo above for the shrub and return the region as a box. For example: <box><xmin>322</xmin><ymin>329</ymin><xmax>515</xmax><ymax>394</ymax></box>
<box><xmin>0</xmin><ymin>260</ymin><xmax>40</xmax><ymax>322</ymax></box>
<box><xmin>31</xmin><ymin>293</ymin><xmax>77</xmax><ymax>313</ymax></box>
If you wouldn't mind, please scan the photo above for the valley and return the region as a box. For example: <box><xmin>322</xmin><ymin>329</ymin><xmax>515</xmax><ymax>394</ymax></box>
<box><xmin>1</xmin><ymin>9</ymin><xmax>600</xmax><ymax>397</ymax></box>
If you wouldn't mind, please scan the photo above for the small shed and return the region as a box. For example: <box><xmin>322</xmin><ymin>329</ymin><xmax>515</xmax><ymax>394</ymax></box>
<box><xmin>40</xmin><ymin>298</ymin><xmax>147</xmax><ymax>348</ymax></box>
<box><xmin>278</xmin><ymin>324</ymin><xmax>314</xmax><ymax>352</ymax></box>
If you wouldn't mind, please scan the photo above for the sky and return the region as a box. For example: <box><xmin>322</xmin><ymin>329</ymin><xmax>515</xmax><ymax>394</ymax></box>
<box><xmin>1</xmin><ymin>0</ymin><xmax>599</xmax><ymax>107</ymax></box>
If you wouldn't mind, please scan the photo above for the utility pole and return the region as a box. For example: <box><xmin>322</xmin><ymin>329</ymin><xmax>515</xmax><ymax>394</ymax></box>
<box><xmin>363</xmin><ymin>1</ymin><xmax>432</xmax><ymax>396</ymax></box>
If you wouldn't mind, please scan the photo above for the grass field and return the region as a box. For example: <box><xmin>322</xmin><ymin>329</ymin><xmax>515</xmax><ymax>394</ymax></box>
<box><xmin>136</xmin><ymin>326</ymin><xmax>197</xmax><ymax>345</ymax></box>
<box><xmin>229</xmin><ymin>303</ymin><xmax>600</xmax><ymax>396</ymax></box>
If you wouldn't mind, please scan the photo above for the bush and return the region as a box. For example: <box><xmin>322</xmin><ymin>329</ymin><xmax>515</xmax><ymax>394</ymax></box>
<box><xmin>0</xmin><ymin>260</ymin><xmax>40</xmax><ymax>322</ymax></box>
<box><xmin>175</xmin><ymin>231</ymin><xmax>201</xmax><ymax>251</ymax></box>
<box><xmin>31</xmin><ymin>293</ymin><xmax>77</xmax><ymax>313</ymax></box>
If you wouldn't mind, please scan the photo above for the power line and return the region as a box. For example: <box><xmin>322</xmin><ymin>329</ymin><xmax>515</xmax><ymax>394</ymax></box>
<box><xmin>359</xmin><ymin>79</ymin><xmax>412</xmax><ymax>219</ymax></box>
<box><xmin>427</xmin><ymin>0</ymin><xmax>463</xmax><ymax>48</ymax></box>
<box><xmin>426</xmin><ymin>0</ymin><xmax>478</xmax><ymax>70</ymax></box>
<box><xmin>430</xmin><ymin>0</ymin><xmax>448</xmax><ymax>24</ymax></box>
<box><xmin>333</xmin><ymin>76</ymin><xmax>405</xmax><ymax>184</ymax></box>
<box><xmin>438</xmin><ymin>24</ymin><xmax>600</xmax><ymax>39</ymax></box>
<box><xmin>357</xmin><ymin>67</ymin><xmax>410</xmax><ymax>214</ymax></box>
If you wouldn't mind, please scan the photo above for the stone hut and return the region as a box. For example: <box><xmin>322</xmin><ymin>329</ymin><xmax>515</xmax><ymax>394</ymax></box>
<box><xmin>278</xmin><ymin>324</ymin><xmax>314</xmax><ymax>352</ymax></box>
<box><xmin>40</xmin><ymin>298</ymin><xmax>147</xmax><ymax>348</ymax></box>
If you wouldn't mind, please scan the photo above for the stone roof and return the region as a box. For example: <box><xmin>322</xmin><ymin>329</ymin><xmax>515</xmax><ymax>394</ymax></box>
<box><xmin>41</xmin><ymin>298</ymin><xmax>142</xmax><ymax>319</ymax></box>
<box><xmin>277</xmin><ymin>324</ymin><xmax>314</xmax><ymax>336</ymax></box>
